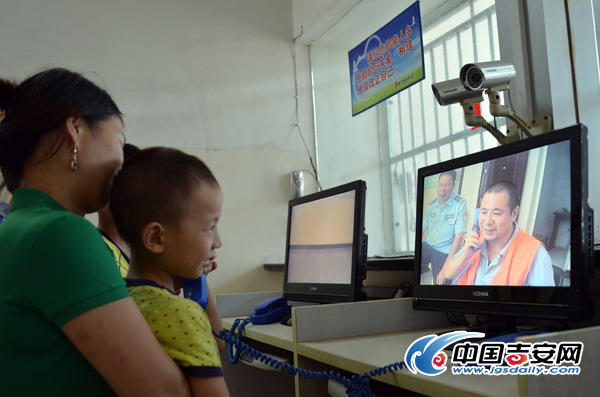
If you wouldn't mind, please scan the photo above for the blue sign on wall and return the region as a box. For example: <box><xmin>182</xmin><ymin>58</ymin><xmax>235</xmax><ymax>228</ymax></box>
<box><xmin>348</xmin><ymin>1</ymin><xmax>425</xmax><ymax>116</ymax></box>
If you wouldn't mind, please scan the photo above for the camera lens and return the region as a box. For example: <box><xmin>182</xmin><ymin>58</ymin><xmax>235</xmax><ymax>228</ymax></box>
<box><xmin>465</xmin><ymin>66</ymin><xmax>484</xmax><ymax>90</ymax></box>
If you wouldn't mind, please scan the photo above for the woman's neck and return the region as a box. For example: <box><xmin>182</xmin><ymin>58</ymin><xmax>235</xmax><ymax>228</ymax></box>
<box><xmin>22</xmin><ymin>179</ymin><xmax>84</xmax><ymax>215</ymax></box>
<box><xmin>22</xmin><ymin>156</ymin><xmax>85</xmax><ymax>215</ymax></box>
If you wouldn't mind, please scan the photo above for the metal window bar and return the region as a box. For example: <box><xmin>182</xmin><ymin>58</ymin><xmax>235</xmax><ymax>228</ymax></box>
<box><xmin>385</xmin><ymin>0</ymin><xmax>501</xmax><ymax>254</ymax></box>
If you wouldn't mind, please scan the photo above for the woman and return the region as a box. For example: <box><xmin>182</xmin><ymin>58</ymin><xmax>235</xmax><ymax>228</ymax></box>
<box><xmin>0</xmin><ymin>68</ymin><xmax>190</xmax><ymax>396</ymax></box>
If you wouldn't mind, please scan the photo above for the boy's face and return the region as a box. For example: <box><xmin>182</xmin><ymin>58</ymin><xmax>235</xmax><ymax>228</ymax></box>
<box><xmin>164</xmin><ymin>183</ymin><xmax>223</xmax><ymax>280</ymax></box>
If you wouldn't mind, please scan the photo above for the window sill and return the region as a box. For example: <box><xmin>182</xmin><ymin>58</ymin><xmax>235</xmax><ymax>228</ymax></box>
<box><xmin>262</xmin><ymin>257</ymin><xmax>414</xmax><ymax>272</ymax></box>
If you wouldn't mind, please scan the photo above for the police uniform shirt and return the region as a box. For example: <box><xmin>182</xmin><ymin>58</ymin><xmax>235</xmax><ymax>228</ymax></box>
<box><xmin>423</xmin><ymin>192</ymin><xmax>467</xmax><ymax>254</ymax></box>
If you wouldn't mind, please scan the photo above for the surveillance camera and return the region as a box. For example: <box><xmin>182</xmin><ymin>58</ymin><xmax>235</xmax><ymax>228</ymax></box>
<box><xmin>459</xmin><ymin>61</ymin><xmax>516</xmax><ymax>91</ymax></box>
<box><xmin>431</xmin><ymin>78</ymin><xmax>483</xmax><ymax>106</ymax></box>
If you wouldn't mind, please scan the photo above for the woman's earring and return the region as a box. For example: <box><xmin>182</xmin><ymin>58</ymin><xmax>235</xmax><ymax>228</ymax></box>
<box><xmin>71</xmin><ymin>143</ymin><xmax>78</xmax><ymax>172</ymax></box>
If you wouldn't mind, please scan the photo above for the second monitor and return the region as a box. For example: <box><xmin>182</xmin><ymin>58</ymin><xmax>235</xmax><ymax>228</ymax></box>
<box><xmin>283</xmin><ymin>180</ymin><xmax>368</xmax><ymax>303</ymax></box>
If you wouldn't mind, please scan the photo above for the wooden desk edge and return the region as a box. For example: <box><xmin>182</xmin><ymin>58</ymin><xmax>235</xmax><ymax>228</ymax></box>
<box><xmin>222</xmin><ymin>316</ymin><xmax>294</xmax><ymax>352</ymax></box>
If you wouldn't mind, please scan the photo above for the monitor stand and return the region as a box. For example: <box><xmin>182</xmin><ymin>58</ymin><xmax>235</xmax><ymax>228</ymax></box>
<box><xmin>467</xmin><ymin>315</ymin><xmax>517</xmax><ymax>338</ymax></box>
<box><xmin>446</xmin><ymin>315</ymin><xmax>551</xmax><ymax>353</ymax></box>
<box><xmin>445</xmin><ymin>316</ymin><xmax>526</xmax><ymax>352</ymax></box>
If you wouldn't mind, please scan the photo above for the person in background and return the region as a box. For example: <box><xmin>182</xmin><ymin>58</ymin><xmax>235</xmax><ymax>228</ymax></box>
<box><xmin>98</xmin><ymin>143</ymin><xmax>140</xmax><ymax>276</ymax></box>
<box><xmin>110</xmin><ymin>147</ymin><xmax>228</xmax><ymax>397</ymax></box>
<box><xmin>0</xmin><ymin>184</ymin><xmax>9</xmax><ymax>223</ymax></box>
<box><xmin>442</xmin><ymin>180</ymin><xmax>554</xmax><ymax>286</ymax></box>
<box><xmin>0</xmin><ymin>201</ymin><xmax>9</xmax><ymax>224</ymax></box>
<box><xmin>0</xmin><ymin>68</ymin><xmax>190</xmax><ymax>397</ymax></box>
<box><xmin>420</xmin><ymin>170</ymin><xmax>467</xmax><ymax>284</ymax></box>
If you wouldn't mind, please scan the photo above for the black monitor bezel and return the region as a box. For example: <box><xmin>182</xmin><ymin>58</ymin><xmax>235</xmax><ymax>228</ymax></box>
<box><xmin>283</xmin><ymin>180</ymin><xmax>367</xmax><ymax>303</ymax></box>
<box><xmin>412</xmin><ymin>124</ymin><xmax>592</xmax><ymax>320</ymax></box>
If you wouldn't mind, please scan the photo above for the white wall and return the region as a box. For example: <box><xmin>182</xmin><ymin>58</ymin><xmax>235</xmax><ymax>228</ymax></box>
<box><xmin>291</xmin><ymin>0</ymin><xmax>360</xmax><ymax>44</ymax></box>
<box><xmin>0</xmin><ymin>0</ymin><xmax>317</xmax><ymax>294</ymax></box>
<box><xmin>295</xmin><ymin>0</ymin><xmax>448</xmax><ymax>256</ymax></box>
<box><xmin>310</xmin><ymin>45</ymin><xmax>385</xmax><ymax>255</ymax></box>
<box><xmin>185</xmin><ymin>146</ymin><xmax>312</xmax><ymax>293</ymax></box>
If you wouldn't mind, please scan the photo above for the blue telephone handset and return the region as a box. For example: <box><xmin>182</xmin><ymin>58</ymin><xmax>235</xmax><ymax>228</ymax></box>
<box><xmin>451</xmin><ymin>208</ymin><xmax>481</xmax><ymax>285</ymax></box>
<box><xmin>472</xmin><ymin>208</ymin><xmax>482</xmax><ymax>252</ymax></box>
<box><xmin>249</xmin><ymin>297</ymin><xmax>290</xmax><ymax>325</ymax></box>
<box><xmin>182</xmin><ymin>273</ymin><xmax>209</xmax><ymax>309</ymax></box>
<box><xmin>473</xmin><ymin>207</ymin><xmax>480</xmax><ymax>233</ymax></box>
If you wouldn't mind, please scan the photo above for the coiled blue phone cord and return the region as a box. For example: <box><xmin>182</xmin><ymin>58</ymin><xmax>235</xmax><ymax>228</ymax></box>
<box><xmin>215</xmin><ymin>317</ymin><xmax>407</xmax><ymax>397</ymax></box>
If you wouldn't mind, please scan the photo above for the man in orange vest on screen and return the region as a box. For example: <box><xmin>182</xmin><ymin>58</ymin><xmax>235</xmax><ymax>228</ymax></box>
<box><xmin>441</xmin><ymin>180</ymin><xmax>555</xmax><ymax>286</ymax></box>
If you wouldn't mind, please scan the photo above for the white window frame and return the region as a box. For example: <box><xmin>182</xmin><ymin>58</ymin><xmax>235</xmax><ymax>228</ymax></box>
<box><xmin>304</xmin><ymin>0</ymin><xmax>538</xmax><ymax>256</ymax></box>
<box><xmin>380</xmin><ymin>0</ymin><xmax>506</xmax><ymax>254</ymax></box>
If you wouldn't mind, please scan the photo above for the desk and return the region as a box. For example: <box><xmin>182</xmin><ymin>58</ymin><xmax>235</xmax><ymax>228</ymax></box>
<box><xmin>222</xmin><ymin>317</ymin><xmax>294</xmax><ymax>351</ymax></box>
<box><xmin>217</xmin><ymin>293</ymin><xmax>599</xmax><ymax>397</ymax></box>
<box><xmin>220</xmin><ymin>316</ymin><xmax>296</xmax><ymax>397</ymax></box>
<box><xmin>296</xmin><ymin>329</ymin><xmax>517</xmax><ymax>397</ymax></box>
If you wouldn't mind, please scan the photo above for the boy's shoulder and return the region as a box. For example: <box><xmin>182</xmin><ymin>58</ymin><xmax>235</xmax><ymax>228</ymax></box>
<box><xmin>125</xmin><ymin>278</ymin><xmax>221</xmax><ymax>372</ymax></box>
<box><xmin>126</xmin><ymin>279</ymin><xmax>180</xmax><ymax>302</ymax></box>
<box><xmin>125</xmin><ymin>278</ymin><xmax>206</xmax><ymax>316</ymax></box>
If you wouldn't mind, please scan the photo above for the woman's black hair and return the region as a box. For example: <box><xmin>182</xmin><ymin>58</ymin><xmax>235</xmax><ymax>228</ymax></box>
<box><xmin>0</xmin><ymin>68</ymin><xmax>123</xmax><ymax>192</ymax></box>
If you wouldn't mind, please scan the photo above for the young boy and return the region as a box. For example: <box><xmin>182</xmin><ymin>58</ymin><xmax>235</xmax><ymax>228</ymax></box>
<box><xmin>109</xmin><ymin>147</ymin><xmax>229</xmax><ymax>397</ymax></box>
<box><xmin>98</xmin><ymin>143</ymin><xmax>140</xmax><ymax>276</ymax></box>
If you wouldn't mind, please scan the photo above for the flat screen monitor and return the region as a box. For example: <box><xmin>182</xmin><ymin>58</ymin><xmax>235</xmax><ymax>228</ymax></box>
<box><xmin>413</xmin><ymin>124</ymin><xmax>593</xmax><ymax>321</ymax></box>
<box><xmin>283</xmin><ymin>180</ymin><xmax>368</xmax><ymax>303</ymax></box>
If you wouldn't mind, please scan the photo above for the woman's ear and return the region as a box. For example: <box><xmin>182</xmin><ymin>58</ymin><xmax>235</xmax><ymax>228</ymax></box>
<box><xmin>141</xmin><ymin>222</ymin><xmax>166</xmax><ymax>254</ymax></box>
<box><xmin>65</xmin><ymin>116</ymin><xmax>82</xmax><ymax>145</ymax></box>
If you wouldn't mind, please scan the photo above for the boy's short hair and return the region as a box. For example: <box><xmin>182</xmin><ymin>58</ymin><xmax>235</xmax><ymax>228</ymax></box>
<box><xmin>110</xmin><ymin>147</ymin><xmax>219</xmax><ymax>249</ymax></box>
<box><xmin>123</xmin><ymin>143</ymin><xmax>140</xmax><ymax>161</ymax></box>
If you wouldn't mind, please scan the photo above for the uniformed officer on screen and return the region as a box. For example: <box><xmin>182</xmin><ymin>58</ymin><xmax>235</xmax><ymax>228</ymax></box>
<box><xmin>421</xmin><ymin>170</ymin><xmax>467</xmax><ymax>285</ymax></box>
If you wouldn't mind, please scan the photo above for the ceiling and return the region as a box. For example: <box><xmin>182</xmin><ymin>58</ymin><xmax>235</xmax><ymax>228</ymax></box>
<box><xmin>313</xmin><ymin>0</ymin><xmax>448</xmax><ymax>49</ymax></box>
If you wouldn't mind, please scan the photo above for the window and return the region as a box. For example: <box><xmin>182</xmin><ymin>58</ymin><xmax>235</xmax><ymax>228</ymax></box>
<box><xmin>381</xmin><ymin>0</ymin><xmax>502</xmax><ymax>254</ymax></box>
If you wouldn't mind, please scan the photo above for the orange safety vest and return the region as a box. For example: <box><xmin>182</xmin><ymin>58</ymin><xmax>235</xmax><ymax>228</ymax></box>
<box><xmin>456</xmin><ymin>230</ymin><xmax>541</xmax><ymax>286</ymax></box>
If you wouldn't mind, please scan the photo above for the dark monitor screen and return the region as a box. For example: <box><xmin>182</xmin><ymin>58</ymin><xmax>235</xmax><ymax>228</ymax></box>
<box><xmin>283</xmin><ymin>180</ymin><xmax>367</xmax><ymax>303</ymax></box>
<box><xmin>413</xmin><ymin>124</ymin><xmax>593</xmax><ymax>320</ymax></box>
